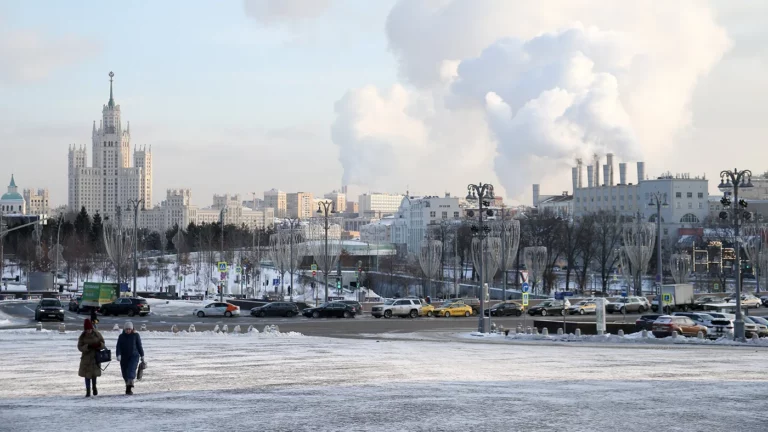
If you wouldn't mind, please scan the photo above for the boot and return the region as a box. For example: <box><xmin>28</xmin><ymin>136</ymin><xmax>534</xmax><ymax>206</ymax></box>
<box><xmin>126</xmin><ymin>385</ymin><xmax>133</xmax><ymax>395</ymax></box>
<box><xmin>92</xmin><ymin>384</ymin><xmax>98</xmax><ymax>396</ymax></box>
<box><xmin>85</xmin><ymin>388</ymin><xmax>91</xmax><ymax>398</ymax></box>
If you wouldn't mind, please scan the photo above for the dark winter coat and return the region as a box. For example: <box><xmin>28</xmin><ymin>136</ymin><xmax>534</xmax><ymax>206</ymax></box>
<box><xmin>78</xmin><ymin>330</ymin><xmax>105</xmax><ymax>378</ymax></box>
<box><xmin>116</xmin><ymin>331</ymin><xmax>144</xmax><ymax>380</ymax></box>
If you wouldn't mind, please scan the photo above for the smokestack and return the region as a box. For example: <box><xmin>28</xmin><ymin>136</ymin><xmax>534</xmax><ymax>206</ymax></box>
<box><xmin>603</xmin><ymin>165</ymin><xmax>610</xmax><ymax>187</ymax></box>
<box><xmin>572</xmin><ymin>167</ymin><xmax>578</xmax><ymax>192</ymax></box>
<box><xmin>576</xmin><ymin>158</ymin><xmax>583</xmax><ymax>188</ymax></box>
<box><xmin>594</xmin><ymin>154</ymin><xmax>600</xmax><ymax>187</ymax></box>
<box><xmin>587</xmin><ymin>166</ymin><xmax>594</xmax><ymax>188</ymax></box>
<box><xmin>607</xmin><ymin>153</ymin><xmax>614</xmax><ymax>186</ymax></box>
<box><xmin>619</xmin><ymin>163</ymin><xmax>627</xmax><ymax>185</ymax></box>
<box><xmin>637</xmin><ymin>161</ymin><xmax>645</xmax><ymax>183</ymax></box>
<box><xmin>532</xmin><ymin>184</ymin><xmax>541</xmax><ymax>207</ymax></box>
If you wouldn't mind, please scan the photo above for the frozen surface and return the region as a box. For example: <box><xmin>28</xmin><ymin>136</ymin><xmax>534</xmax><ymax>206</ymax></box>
<box><xmin>0</xmin><ymin>329</ymin><xmax>766</xmax><ymax>432</ymax></box>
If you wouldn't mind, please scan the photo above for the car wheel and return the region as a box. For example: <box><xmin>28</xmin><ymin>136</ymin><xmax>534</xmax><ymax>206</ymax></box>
<box><xmin>384</xmin><ymin>310</ymin><xmax>392</xmax><ymax>319</ymax></box>
<box><xmin>541</xmin><ymin>310</ymin><xmax>547</xmax><ymax>317</ymax></box>
<box><xmin>427</xmin><ymin>311</ymin><xmax>433</xmax><ymax>317</ymax></box>
<box><xmin>515</xmin><ymin>310</ymin><xmax>522</xmax><ymax>317</ymax></box>
<box><xmin>127</xmin><ymin>309</ymin><xmax>136</xmax><ymax>317</ymax></box>
<box><xmin>343</xmin><ymin>311</ymin><xmax>351</xmax><ymax>318</ymax></box>
<box><xmin>410</xmin><ymin>309</ymin><xmax>418</xmax><ymax>318</ymax></box>
<box><xmin>619</xmin><ymin>307</ymin><xmax>625</xmax><ymax>314</ymax></box>
<box><xmin>284</xmin><ymin>311</ymin><xmax>293</xmax><ymax>317</ymax></box>
<box><xmin>225</xmin><ymin>311</ymin><xmax>233</xmax><ymax>318</ymax></box>
<box><xmin>445</xmin><ymin>311</ymin><xmax>451</xmax><ymax>317</ymax></box>
<box><xmin>197</xmin><ymin>311</ymin><xmax>205</xmax><ymax>318</ymax></box>
<box><xmin>259</xmin><ymin>311</ymin><xmax>266</xmax><ymax>318</ymax></box>
<box><xmin>579</xmin><ymin>309</ymin><xmax>585</xmax><ymax>315</ymax></box>
<box><xmin>638</xmin><ymin>306</ymin><xmax>645</xmax><ymax>313</ymax></box>
<box><xmin>312</xmin><ymin>311</ymin><xmax>320</xmax><ymax>319</ymax></box>
<box><xmin>464</xmin><ymin>311</ymin><xmax>470</xmax><ymax>317</ymax></box>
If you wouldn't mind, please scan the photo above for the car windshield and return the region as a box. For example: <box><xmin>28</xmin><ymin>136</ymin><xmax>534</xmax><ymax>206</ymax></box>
<box><xmin>576</xmin><ymin>301</ymin><xmax>589</xmax><ymax>306</ymax></box>
<box><xmin>750</xmin><ymin>317</ymin><xmax>768</xmax><ymax>325</ymax></box>
<box><xmin>41</xmin><ymin>300</ymin><xmax>61</xmax><ymax>307</ymax></box>
<box><xmin>655</xmin><ymin>317</ymin><xmax>673</xmax><ymax>323</ymax></box>
<box><xmin>384</xmin><ymin>300</ymin><xmax>396</xmax><ymax>305</ymax></box>
<box><xmin>539</xmin><ymin>302</ymin><xmax>553</xmax><ymax>307</ymax></box>
<box><xmin>698</xmin><ymin>314</ymin><xmax>714</xmax><ymax>321</ymax></box>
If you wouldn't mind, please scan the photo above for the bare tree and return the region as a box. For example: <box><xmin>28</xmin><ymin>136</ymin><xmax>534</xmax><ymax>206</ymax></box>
<box><xmin>592</xmin><ymin>210</ymin><xmax>623</xmax><ymax>293</ymax></box>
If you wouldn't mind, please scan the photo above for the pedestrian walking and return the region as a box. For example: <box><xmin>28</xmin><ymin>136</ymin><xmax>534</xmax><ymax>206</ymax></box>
<box><xmin>77</xmin><ymin>318</ymin><xmax>105</xmax><ymax>397</ymax></box>
<box><xmin>116</xmin><ymin>321</ymin><xmax>144</xmax><ymax>395</ymax></box>
<box><xmin>90</xmin><ymin>307</ymin><xmax>99</xmax><ymax>327</ymax></box>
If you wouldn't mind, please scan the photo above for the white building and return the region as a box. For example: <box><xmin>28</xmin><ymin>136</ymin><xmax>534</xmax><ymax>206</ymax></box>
<box><xmin>264</xmin><ymin>189</ymin><xmax>286</xmax><ymax>218</ymax></box>
<box><xmin>389</xmin><ymin>194</ymin><xmax>462</xmax><ymax>254</ymax></box>
<box><xmin>68</xmin><ymin>72</ymin><xmax>152</xmax><ymax>220</ymax></box>
<box><xmin>359</xmin><ymin>192</ymin><xmax>404</xmax><ymax>217</ymax></box>
<box><xmin>0</xmin><ymin>175</ymin><xmax>25</xmax><ymax>214</ymax></box>
<box><xmin>23</xmin><ymin>188</ymin><xmax>50</xmax><ymax>218</ymax></box>
<box><xmin>537</xmin><ymin>192</ymin><xmax>573</xmax><ymax>219</ymax></box>
<box><xmin>324</xmin><ymin>190</ymin><xmax>346</xmax><ymax>213</ymax></box>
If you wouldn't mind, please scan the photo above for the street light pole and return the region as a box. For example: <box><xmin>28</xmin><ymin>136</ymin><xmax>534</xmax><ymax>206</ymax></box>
<box><xmin>128</xmin><ymin>198</ymin><xmax>144</xmax><ymax>297</ymax></box>
<box><xmin>219</xmin><ymin>207</ymin><xmax>227</xmax><ymax>303</ymax></box>
<box><xmin>718</xmin><ymin>169</ymin><xmax>753</xmax><ymax>342</ymax></box>
<box><xmin>648</xmin><ymin>192</ymin><xmax>667</xmax><ymax>317</ymax></box>
<box><xmin>317</xmin><ymin>202</ymin><xmax>335</xmax><ymax>302</ymax></box>
<box><xmin>467</xmin><ymin>182</ymin><xmax>495</xmax><ymax>333</ymax></box>
<box><xmin>54</xmin><ymin>214</ymin><xmax>62</xmax><ymax>292</ymax></box>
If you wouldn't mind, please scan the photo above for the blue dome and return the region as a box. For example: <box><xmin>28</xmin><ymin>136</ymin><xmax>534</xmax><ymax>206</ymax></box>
<box><xmin>1</xmin><ymin>192</ymin><xmax>23</xmax><ymax>201</ymax></box>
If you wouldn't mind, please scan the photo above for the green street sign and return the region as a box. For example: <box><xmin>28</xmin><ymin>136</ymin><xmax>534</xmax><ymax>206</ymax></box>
<box><xmin>662</xmin><ymin>293</ymin><xmax>673</xmax><ymax>305</ymax></box>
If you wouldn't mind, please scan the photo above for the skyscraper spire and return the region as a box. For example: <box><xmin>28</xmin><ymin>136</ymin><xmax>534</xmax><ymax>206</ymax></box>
<box><xmin>108</xmin><ymin>71</ymin><xmax>115</xmax><ymax>108</ymax></box>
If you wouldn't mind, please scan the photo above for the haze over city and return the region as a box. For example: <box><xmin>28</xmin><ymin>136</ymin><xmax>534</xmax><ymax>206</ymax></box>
<box><xmin>1</xmin><ymin>0</ymin><xmax>767</xmax><ymax>207</ymax></box>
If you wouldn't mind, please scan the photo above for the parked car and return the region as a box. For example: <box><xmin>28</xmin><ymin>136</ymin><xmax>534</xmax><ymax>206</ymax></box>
<box><xmin>568</xmin><ymin>301</ymin><xmax>597</xmax><ymax>315</ymax></box>
<box><xmin>371</xmin><ymin>299</ymin><xmax>422</xmax><ymax>319</ymax></box>
<box><xmin>527</xmin><ymin>300</ymin><xmax>570</xmax><ymax>317</ymax></box>
<box><xmin>651</xmin><ymin>315</ymin><xmax>707</xmax><ymax>338</ymax></box>
<box><xmin>250</xmin><ymin>302</ymin><xmax>299</xmax><ymax>317</ymax></box>
<box><xmin>635</xmin><ymin>314</ymin><xmax>663</xmax><ymax>332</ymax></box>
<box><xmin>724</xmin><ymin>294</ymin><xmax>762</xmax><ymax>308</ymax></box>
<box><xmin>693</xmin><ymin>295</ymin><xmax>724</xmax><ymax>310</ymax></box>
<box><xmin>672</xmin><ymin>312</ymin><xmax>715</xmax><ymax>332</ymax></box>
<box><xmin>434</xmin><ymin>302</ymin><xmax>473</xmax><ymax>317</ymax></box>
<box><xmin>68</xmin><ymin>296</ymin><xmax>81</xmax><ymax>312</ymax></box>
<box><xmin>419</xmin><ymin>301</ymin><xmax>436</xmax><ymax>317</ymax></box>
<box><xmin>761</xmin><ymin>295</ymin><xmax>768</xmax><ymax>307</ymax></box>
<box><xmin>338</xmin><ymin>300</ymin><xmax>363</xmax><ymax>315</ymax></box>
<box><xmin>707</xmin><ymin>312</ymin><xmax>735</xmax><ymax>339</ymax></box>
<box><xmin>34</xmin><ymin>299</ymin><xmax>65</xmax><ymax>322</ymax></box>
<box><xmin>743</xmin><ymin>316</ymin><xmax>768</xmax><ymax>337</ymax></box>
<box><xmin>100</xmin><ymin>297</ymin><xmax>151</xmax><ymax>317</ymax></box>
<box><xmin>193</xmin><ymin>302</ymin><xmax>241</xmax><ymax>318</ymax></box>
<box><xmin>746</xmin><ymin>316</ymin><xmax>768</xmax><ymax>337</ymax></box>
<box><xmin>302</xmin><ymin>302</ymin><xmax>356</xmax><ymax>319</ymax></box>
<box><xmin>606</xmin><ymin>297</ymin><xmax>647</xmax><ymax>314</ymax></box>
<box><xmin>485</xmin><ymin>302</ymin><xmax>523</xmax><ymax>317</ymax></box>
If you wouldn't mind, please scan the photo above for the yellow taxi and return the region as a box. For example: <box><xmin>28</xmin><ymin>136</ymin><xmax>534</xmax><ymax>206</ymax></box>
<box><xmin>433</xmin><ymin>302</ymin><xmax>473</xmax><ymax>317</ymax></box>
<box><xmin>420</xmin><ymin>302</ymin><xmax>436</xmax><ymax>317</ymax></box>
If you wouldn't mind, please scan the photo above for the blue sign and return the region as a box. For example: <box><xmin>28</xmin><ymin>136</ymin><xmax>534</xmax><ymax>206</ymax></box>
<box><xmin>555</xmin><ymin>292</ymin><xmax>563</xmax><ymax>300</ymax></box>
<box><xmin>554</xmin><ymin>291</ymin><xmax>574</xmax><ymax>300</ymax></box>
<box><xmin>621</xmin><ymin>291</ymin><xmax>628</xmax><ymax>297</ymax></box>
<box><xmin>563</xmin><ymin>291</ymin><xmax>573</xmax><ymax>297</ymax></box>
<box><xmin>272</xmin><ymin>278</ymin><xmax>280</xmax><ymax>286</ymax></box>
<box><xmin>119</xmin><ymin>283</ymin><xmax>130</xmax><ymax>292</ymax></box>
<box><xmin>522</xmin><ymin>282</ymin><xmax>530</xmax><ymax>293</ymax></box>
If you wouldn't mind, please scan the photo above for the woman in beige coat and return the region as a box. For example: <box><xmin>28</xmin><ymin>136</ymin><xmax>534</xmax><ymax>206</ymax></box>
<box><xmin>78</xmin><ymin>318</ymin><xmax>105</xmax><ymax>397</ymax></box>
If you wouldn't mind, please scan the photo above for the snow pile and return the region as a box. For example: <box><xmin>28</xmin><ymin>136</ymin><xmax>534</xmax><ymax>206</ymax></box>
<box><xmin>463</xmin><ymin>330</ymin><xmax>768</xmax><ymax>347</ymax></box>
<box><xmin>0</xmin><ymin>308</ymin><xmax>25</xmax><ymax>328</ymax></box>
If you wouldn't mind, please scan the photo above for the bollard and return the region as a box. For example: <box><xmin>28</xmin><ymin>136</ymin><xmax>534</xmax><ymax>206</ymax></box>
<box><xmin>575</xmin><ymin>328</ymin><xmax>582</xmax><ymax>337</ymax></box>
<box><xmin>214</xmin><ymin>324</ymin><xmax>220</xmax><ymax>333</ymax></box>
<box><xmin>617</xmin><ymin>329</ymin><xmax>625</xmax><ymax>337</ymax></box>
<box><xmin>753</xmin><ymin>333</ymin><xmax>760</xmax><ymax>342</ymax></box>
<box><xmin>36</xmin><ymin>323</ymin><xmax>42</xmax><ymax>332</ymax></box>
<box><xmin>113</xmin><ymin>324</ymin><xmax>120</xmax><ymax>331</ymax></box>
<box><xmin>171</xmin><ymin>324</ymin><xmax>179</xmax><ymax>334</ymax></box>
<box><xmin>188</xmin><ymin>324</ymin><xmax>196</xmax><ymax>333</ymax></box>
<box><xmin>534</xmin><ymin>327</ymin><xmax>539</xmax><ymax>335</ymax></box>
<box><xmin>504</xmin><ymin>329</ymin><xmax>510</xmax><ymax>336</ymax></box>
<box><xmin>542</xmin><ymin>328</ymin><xmax>549</xmax><ymax>336</ymax></box>
<box><xmin>247</xmin><ymin>325</ymin><xmax>256</xmax><ymax>333</ymax></box>
<box><xmin>697</xmin><ymin>331</ymin><xmax>704</xmax><ymax>340</ymax></box>
<box><xmin>642</xmin><ymin>329</ymin><xmax>648</xmax><ymax>338</ymax></box>
<box><xmin>516</xmin><ymin>325</ymin><xmax>523</xmax><ymax>334</ymax></box>
<box><xmin>140</xmin><ymin>324</ymin><xmax>147</xmax><ymax>331</ymax></box>
<box><xmin>222</xmin><ymin>325</ymin><xmax>229</xmax><ymax>333</ymax></box>
<box><xmin>557</xmin><ymin>328</ymin><xmax>563</xmax><ymax>336</ymax></box>
<box><xmin>671</xmin><ymin>331</ymin><xmax>678</xmax><ymax>339</ymax></box>
<box><xmin>526</xmin><ymin>326</ymin><xmax>532</xmax><ymax>335</ymax></box>
<box><xmin>58</xmin><ymin>323</ymin><xmax>66</xmax><ymax>333</ymax></box>
<box><xmin>233</xmin><ymin>325</ymin><xmax>241</xmax><ymax>334</ymax></box>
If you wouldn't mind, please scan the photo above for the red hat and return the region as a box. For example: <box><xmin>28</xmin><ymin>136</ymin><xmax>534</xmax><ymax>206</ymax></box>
<box><xmin>84</xmin><ymin>319</ymin><xmax>94</xmax><ymax>330</ymax></box>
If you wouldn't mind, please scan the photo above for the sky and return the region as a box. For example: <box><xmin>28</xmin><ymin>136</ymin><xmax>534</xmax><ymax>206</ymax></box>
<box><xmin>0</xmin><ymin>0</ymin><xmax>766</xmax><ymax>208</ymax></box>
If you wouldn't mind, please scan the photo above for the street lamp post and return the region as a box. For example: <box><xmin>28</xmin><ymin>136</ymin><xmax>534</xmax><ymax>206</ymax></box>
<box><xmin>647</xmin><ymin>192</ymin><xmax>668</xmax><ymax>317</ymax></box>
<box><xmin>54</xmin><ymin>213</ymin><xmax>63</xmax><ymax>292</ymax></box>
<box><xmin>127</xmin><ymin>198</ymin><xmax>144</xmax><ymax>297</ymax></box>
<box><xmin>718</xmin><ymin>168</ymin><xmax>753</xmax><ymax>342</ymax></box>
<box><xmin>219</xmin><ymin>207</ymin><xmax>227</xmax><ymax>303</ymax></box>
<box><xmin>317</xmin><ymin>201</ymin><xmax>336</xmax><ymax>302</ymax></box>
<box><xmin>284</xmin><ymin>218</ymin><xmax>300</xmax><ymax>302</ymax></box>
<box><xmin>467</xmin><ymin>182</ymin><xmax>495</xmax><ymax>333</ymax></box>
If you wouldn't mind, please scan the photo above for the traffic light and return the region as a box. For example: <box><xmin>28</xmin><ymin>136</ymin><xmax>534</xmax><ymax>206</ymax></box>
<box><xmin>336</xmin><ymin>278</ymin><xmax>342</xmax><ymax>290</ymax></box>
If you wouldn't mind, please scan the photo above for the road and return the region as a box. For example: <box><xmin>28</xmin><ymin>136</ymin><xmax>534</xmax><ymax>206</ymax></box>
<box><xmin>6</xmin><ymin>300</ymin><xmax>768</xmax><ymax>337</ymax></box>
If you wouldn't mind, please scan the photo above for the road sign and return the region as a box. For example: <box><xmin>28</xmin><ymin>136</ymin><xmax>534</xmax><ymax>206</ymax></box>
<box><xmin>311</xmin><ymin>264</ymin><xmax>318</xmax><ymax>271</ymax></box>
<box><xmin>563</xmin><ymin>291</ymin><xmax>573</xmax><ymax>297</ymax></box>
<box><xmin>217</xmin><ymin>262</ymin><xmax>228</xmax><ymax>273</ymax></box>
<box><xmin>621</xmin><ymin>291</ymin><xmax>628</xmax><ymax>297</ymax></box>
<box><xmin>662</xmin><ymin>293</ymin><xmax>673</xmax><ymax>305</ymax></box>
<box><xmin>522</xmin><ymin>293</ymin><xmax>529</xmax><ymax>306</ymax></box>
<box><xmin>522</xmin><ymin>282</ymin><xmax>529</xmax><ymax>293</ymax></box>
<box><xmin>235</xmin><ymin>266</ymin><xmax>242</xmax><ymax>275</ymax></box>
<box><xmin>220</xmin><ymin>273</ymin><xmax>226</xmax><ymax>281</ymax></box>
<box><xmin>273</xmin><ymin>278</ymin><xmax>279</xmax><ymax>286</ymax></box>
<box><xmin>312</xmin><ymin>271</ymin><xmax>317</xmax><ymax>277</ymax></box>
<box><xmin>713</xmin><ymin>283</ymin><xmax>720</xmax><ymax>291</ymax></box>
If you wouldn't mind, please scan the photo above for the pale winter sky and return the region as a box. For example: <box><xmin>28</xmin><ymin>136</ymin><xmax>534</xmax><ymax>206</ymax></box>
<box><xmin>0</xmin><ymin>1</ymin><xmax>766</xmax><ymax>207</ymax></box>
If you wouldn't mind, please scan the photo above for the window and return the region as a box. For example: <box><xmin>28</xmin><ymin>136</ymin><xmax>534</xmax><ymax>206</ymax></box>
<box><xmin>680</xmin><ymin>213</ymin><xmax>700</xmax><ymax>223</ymax></box>
<box><xmin>698</xmin><ymin>192</ymin><xmax>704</xmax><ymax>198</ymax></box>
<box><xmin>675</xmin><ymin>192</ymin><xmax>681</xmax><ymax>198</ymax></box>
<box><xmin>429</xmin><ymin>211</ymin><xmax>435</xmax><ymax>217</ymax></box>
<box><xmin>687</xmin><ymin>192</ymin><xmax>693</xmax><ymax>198</ymax></box>
<box><xmin>698</xmin><ymin>203</ymin><xmax>703</xmax><ymax>209</ymax></box>
<box><xmin>453</xmin><ymin>211</ymin><xmax>459</xmax><ymax>218</ymax></box>
<box><xmin>441</xmin><ymin>211</ymin><xmax>447</xmax><ymax>219</ymax></box>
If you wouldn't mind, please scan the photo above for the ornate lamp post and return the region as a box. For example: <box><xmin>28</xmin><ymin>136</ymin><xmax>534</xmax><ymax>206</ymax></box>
<box><xmin>718</xmin><ymin>168</ymin><xmax>753</xmax><ymax>342</ymax></box>
<box><xmin>647</xmin><ymin>192</ymin><xmax>667</xmax><ymax>316</ymax></box>
<box><xmin>317</xmin><ymin>201</ymin><xmax>336</xmax><ymax>302</ymax></box>
<box><xmin>127</xmin><ymin>198</ymin><xmax>144</xmax><ymax>297</ymax></box>
<box><xmin>466</xmin><ymin>182</ymin><xmax>495</xmax><ymax>333</ymax></box>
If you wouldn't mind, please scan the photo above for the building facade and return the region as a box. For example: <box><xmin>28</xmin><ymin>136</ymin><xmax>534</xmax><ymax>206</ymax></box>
<box><xmin>389</xmin><ymin>194</ymin><xmax>461</xmax><ymax>254</ymax></box>
<box><xmin>67</xmin><ymin>72</ymin><xmax>152</xmax><ymax>220</ymax></box>
<box><xmin>287</xmin><ymin>192</ymin><xmax>314</xmax><ymax>219</ymax></box>
<box><xmin>23</xmin><ymin>188</ymin><xmax>50</xmax><ymax>218</ymax></box>
<box><xmin>264</xmin><ymin>189</ymin><xmax>286</xmax><ymax>218</ymax></box>
<box><xmin>359</xmin><ymin>192</ymin><xmax>404</xmax><ymax>218</ymax></box>
<box><xmin>324</xmin><ymin>190</ymin><xmax>346</xmax><ymax>213</ymax></box>
<box><xmin>537</xmin><ymin>193</ymin><xmax>573</xmax><ymax>218</ymax></box>
<box><xmin>0</xmin><ymin>175</ymin><xmax>25</xmax><ymax>214</ymax></box>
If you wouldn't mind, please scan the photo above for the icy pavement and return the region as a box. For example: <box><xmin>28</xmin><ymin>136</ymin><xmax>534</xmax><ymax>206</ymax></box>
<box><xmin>0</xmin><ymin>329</ymin><xmax>766</xmax><ymax>432</ymax></box>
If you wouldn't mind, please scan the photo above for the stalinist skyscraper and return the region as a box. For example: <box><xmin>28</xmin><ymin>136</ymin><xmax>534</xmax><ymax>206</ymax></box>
<box><xmin>68</xmin><ymin>72</ymin><xmax>152</xmax><ymax>219</ymax></box>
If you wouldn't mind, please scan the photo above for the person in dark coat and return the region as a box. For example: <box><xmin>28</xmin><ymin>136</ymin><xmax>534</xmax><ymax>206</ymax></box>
<box><xmin>77</xmin><ymin>319</ymin><xmax>105</xmax><ymax>397</ymax></box>
<box><xmin>116</xmin><ymin>321</ymin><xmax>144</xmax><ymax>395</ymax></box>
<box><xmin>89</xmin><ymin>307</ymin><xmax>99</xmax><ymax>327</ymax></box>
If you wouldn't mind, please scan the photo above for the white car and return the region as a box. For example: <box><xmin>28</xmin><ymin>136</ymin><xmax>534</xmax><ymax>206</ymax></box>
<box><xmin>724</xmin><ymin>295</ymin><xmax>762</xmax><ymax>308</ymax></box>
<box><xmin>193</xmin><ymin>302</ymin><xmax>241</xmax><ymax>318</ymax></box>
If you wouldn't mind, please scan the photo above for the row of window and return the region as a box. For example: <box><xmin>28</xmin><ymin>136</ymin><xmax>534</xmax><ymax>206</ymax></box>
<box><xmin>676</xmin><ymin>192</ymin><xmax>704</xmax><ymax>198</ymax></box>
<box><xmin>428</xmin><ymin>211</ymin><xmax>461</xmax><ymax>219</ymax></box>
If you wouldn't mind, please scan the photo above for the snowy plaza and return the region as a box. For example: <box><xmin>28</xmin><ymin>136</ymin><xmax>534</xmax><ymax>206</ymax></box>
<box><xmin>0</xmin><ymin>328</ymin><xmax>766</xmax><ymax>432</ymax></box>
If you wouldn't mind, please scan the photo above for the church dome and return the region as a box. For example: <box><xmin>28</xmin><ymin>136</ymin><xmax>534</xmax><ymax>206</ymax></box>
<box><xmin>0</xmin><ymin>192</ymin><xmax>22</xmax><ymax>201</ymax></box>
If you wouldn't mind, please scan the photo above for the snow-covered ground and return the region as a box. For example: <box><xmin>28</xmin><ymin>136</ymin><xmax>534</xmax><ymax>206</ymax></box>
<box><xmin>0</xmin><ymin>329</ymin><xmax>766</xmax><ymax>431</ymax></box>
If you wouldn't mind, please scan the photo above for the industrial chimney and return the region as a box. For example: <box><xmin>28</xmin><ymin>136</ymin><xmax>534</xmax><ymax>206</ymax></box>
<box><xmin>603</xmin><ymin>165</ymin><xmax>610</xmax><ymax>187</ymax></box>
<box><xmin>619</xmin><ymin>163</ymin><xmax>627</xmax><ymax>185</ymax></box>
<box><xmin>532</xmin><ymin>184</ymin><xmax>541</xmax><ymax>207</ymax></box>
<box><xmin>587</xmin><ymin>165</ymin><xmax>594</xmax><ymax>188</ymax></box>
<box><xmin>637</xmin><ymin>161</ymin><xmax>645</xmax><ymax>183</ymax></box>
<box><xmin>593</xmin><ymin>154</ymin><xmax>600</xmax><ymax>187</ymax></box>
<box><xmin>576</xmin><ymin>158</ymin><xmax>584</xmax><ymax>188</ymax></box>
<box><xmin>571</xmin><ymin>167</ymin><xmax>578</xmax><ymax>192</ymax></box>
<box><xmin>606</xmin><ymin>153</ymin><xmax>614</xmax><ymax>186</ymax></box>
